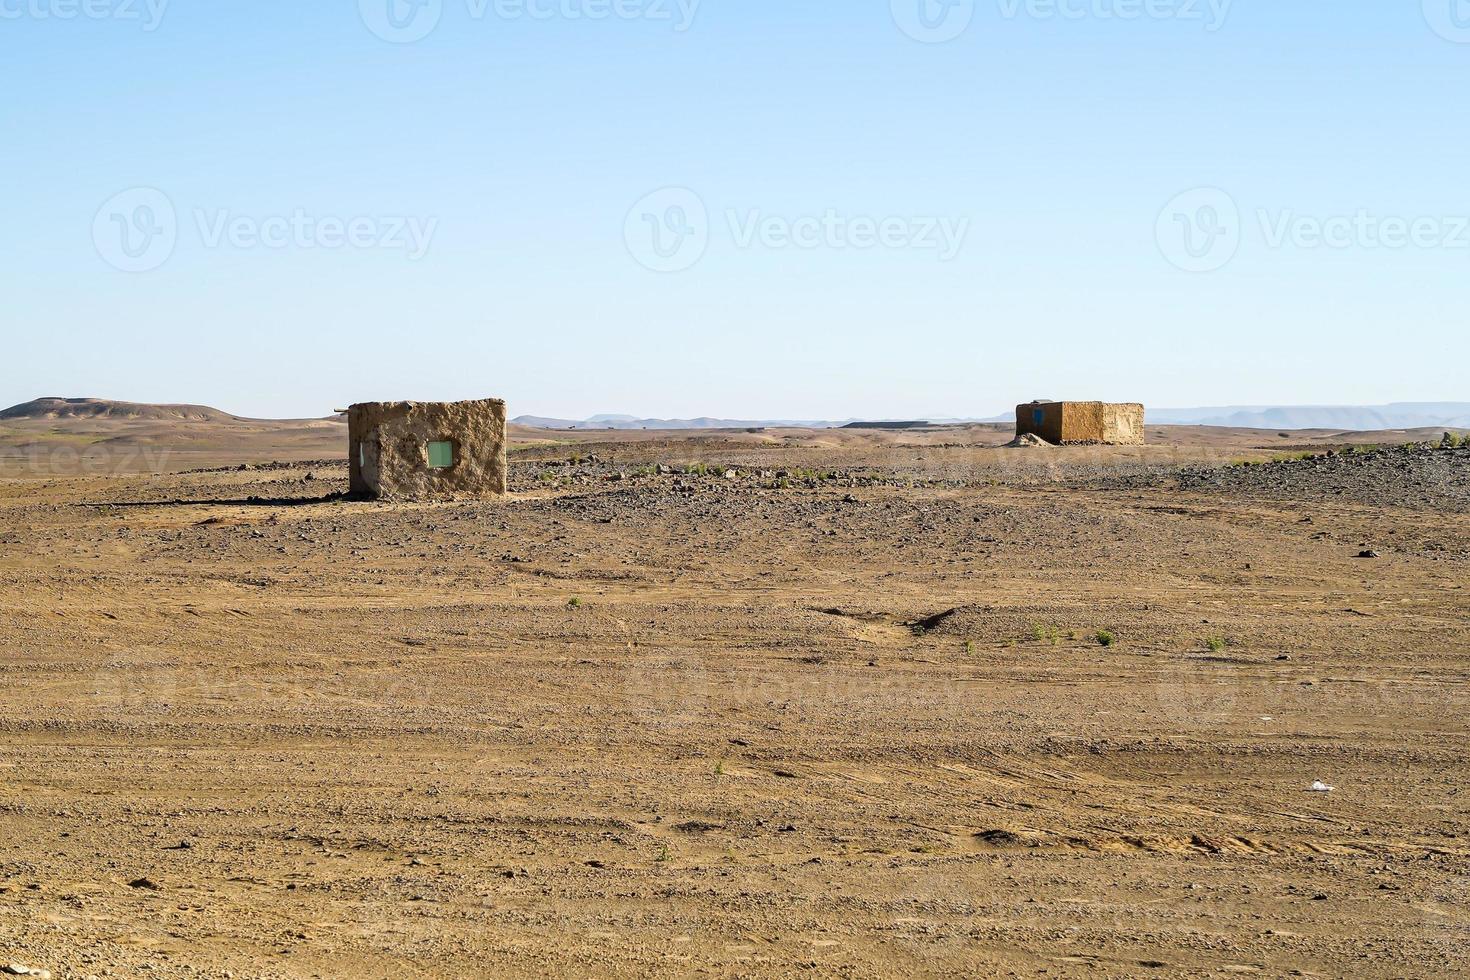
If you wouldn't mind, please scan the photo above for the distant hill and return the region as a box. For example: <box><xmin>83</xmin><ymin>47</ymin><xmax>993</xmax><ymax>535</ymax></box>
<box><xmin>514</xmin><ymin>415</ymin><xmax>846</xmax><ymax>430</ymax></box>
<box><xmin>0</xmin><ymin>397</ymin><xmax>243</xmax><ymax>423</ymax></box>
<box><xmin>519</xmin><ymin>405</ymin><xmax>1470</xmax><ymax>432</ymax></box>
<box><xmin>8</xmin><ymin>399</ymin><xmax>1465</xmax><ymax>434</ymax></box>
<box><xmin>1147</xmin><ymin>403</ymin><xmax>1470</xmax><ymax>431</ymax></box>
<box><xmin>513</xmin><ymin>414</ymin><xmax>987</xmax><ymax>430</ymax></box>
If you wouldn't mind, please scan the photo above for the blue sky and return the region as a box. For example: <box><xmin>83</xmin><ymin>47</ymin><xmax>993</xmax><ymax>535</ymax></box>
<box><xmin>4</xmin><ymin>1</ymin><xmax>1468</xmax><ymax>420</ymax></box>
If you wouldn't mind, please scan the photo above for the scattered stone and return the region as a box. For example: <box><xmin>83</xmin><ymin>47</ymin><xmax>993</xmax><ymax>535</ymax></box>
<box><xmin>127</xmin><ymin>876</ymin><xmax>161</xmax><ymax>890</ymax></box>
<box><xmin>1357</xmin><ymin>550</ymin><xmax>1381</xmax><ymax>559</ymax></box>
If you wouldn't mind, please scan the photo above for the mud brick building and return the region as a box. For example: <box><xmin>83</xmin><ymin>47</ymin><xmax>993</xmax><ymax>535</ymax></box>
<box><xmin>1016</xmin><ymin>400</ymin><xmax>1145</xmax><ymax>446</ymax></box>
<box><xmin>348</xmin><ymin>399</ymin><xmax>507</xmax><ymax>500</ymax></box>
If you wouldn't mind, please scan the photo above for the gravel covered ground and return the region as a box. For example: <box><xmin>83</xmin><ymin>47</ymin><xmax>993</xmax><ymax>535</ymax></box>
<box><xmin>1</xmin><ymin>437</ymin><xmax>1467</xmax><ymax>978</ymax></box>
<box><xmin>1098</xmin><ymin>444</ymin><xmax>1470</xmax><ymax>513</ymax></box>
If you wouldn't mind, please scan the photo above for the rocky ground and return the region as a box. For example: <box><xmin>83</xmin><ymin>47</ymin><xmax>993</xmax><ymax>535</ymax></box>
<box><xmin>0</xmin><ymin>436</ymin><xmax>1467</xmax><ymax>978</ymax></box>
<box><xmin>1098</xmin><ymin>442</ymin><xmax>1470</xmax><ymax>512</ymax></box>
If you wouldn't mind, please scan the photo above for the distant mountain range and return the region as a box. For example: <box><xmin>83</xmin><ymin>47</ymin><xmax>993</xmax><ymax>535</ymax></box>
<box><xmin>1143</xmin><ymin>403</ymin><xmax>1470</xmax><ymax>430</ymax></box>
<box><xmin>4</xmin><ymin>398</ymin><xmax>1465</xmax><ymax>434</ymax></box>
<box><xmin>515</xmin><ymin>403</ymin><xmax>1470</xmax><ymax>432</ymax></box>
<box><xmin>510</xmin><ymin>414</ymin><xmax>968</xmax><ymax>430</ymax></box>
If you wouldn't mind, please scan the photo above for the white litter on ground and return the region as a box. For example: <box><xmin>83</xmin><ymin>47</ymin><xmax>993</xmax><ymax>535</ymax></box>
<box><xmin>1309</xmin><ymin>780</ymin><xmax>1334</xmax><ymax>793</ymax></box>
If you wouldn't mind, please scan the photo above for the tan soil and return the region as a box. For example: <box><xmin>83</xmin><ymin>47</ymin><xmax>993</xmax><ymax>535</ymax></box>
<box><xmin>0</xmin><ymin>428</ymin><xmax>1467</xmax><ymax>979</ymax></box>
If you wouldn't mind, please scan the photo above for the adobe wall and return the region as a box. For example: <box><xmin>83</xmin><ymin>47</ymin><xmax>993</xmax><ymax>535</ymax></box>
<box><xmin>1099</xmin><ymin>403</ymin><xmax>1145</xmax><ymax>445</ymax></box>
<box><xmin>1016</xmin><ymin>402</ymin><xmax>1067</xmax><ymax>443</ymax></box>
<box><xmin>1016</xmin><ymin>401</ymin><xmax>1145</xmax><ymax>446</ymax></box>
<box><xmin>348</xmin><ymin>399</ymin><xmax>507</xmax><ymax>501</ymax></box>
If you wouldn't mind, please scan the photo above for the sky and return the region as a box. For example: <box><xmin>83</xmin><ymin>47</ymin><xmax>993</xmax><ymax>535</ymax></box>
<box><xmin>3</xmin><ymin>1</ymin><xmax>1468</xmax><ymax>420</ymax></box>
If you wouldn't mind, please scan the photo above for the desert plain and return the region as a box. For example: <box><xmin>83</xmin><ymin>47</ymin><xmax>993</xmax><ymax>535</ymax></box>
<box><xmin>0</xmin><ymin>403</ymin><xmax>1467</xmax><ymax>978</ymax></box>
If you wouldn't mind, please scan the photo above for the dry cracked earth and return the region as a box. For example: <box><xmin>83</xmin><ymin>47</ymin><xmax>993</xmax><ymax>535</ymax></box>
<box><xmin>1</xmin><ymin>438</ymin><xmax>1468</xmax><ymax>978</ymax></box>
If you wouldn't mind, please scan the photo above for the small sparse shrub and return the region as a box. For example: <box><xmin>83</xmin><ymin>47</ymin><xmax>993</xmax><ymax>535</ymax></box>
<box><xmin>1095</xmin><ymin>630</ymin><xmax>1115</xmax><ymax>647</ymax></box>
<box><xmin>1205</xmin><ymin>635</ymin><xmax>1227</xmax><ymax>653</ymax></box>
<box><xmin>1032</xmin><ymin>624</ymin><xmax>1062</xmax><ymax>645</ymax></box>
<box><xmin>655</xmin><ymin>843</ymin><xmax>670</xmax><ymax>863</ymax></box>
<box><xmin>567</xmin><ymin>596</ymin><xmax>582</xmax><ymax>609</ymax></box>
<box><xmin>964</xmin><ymin>640</ymin><xmax>975</xmax><ymax>655</ymax></box>
<box><xmin>713</xmin><ymin>759</ymin><xmax>724</xmax><ymax>776</ymax></box>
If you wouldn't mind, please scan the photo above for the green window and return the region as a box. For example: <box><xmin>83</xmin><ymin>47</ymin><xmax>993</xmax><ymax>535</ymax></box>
<box><xmin>427</xmin><ymin>441</ymin><xmax>454</xmax><ymax>469</ymax></box>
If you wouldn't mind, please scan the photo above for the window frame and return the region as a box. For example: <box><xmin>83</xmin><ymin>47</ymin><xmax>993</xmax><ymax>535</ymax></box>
<box><xmin>427</xmin><ymin>440</ymin><xmax>455</xmax><ymax>470</ymax></box>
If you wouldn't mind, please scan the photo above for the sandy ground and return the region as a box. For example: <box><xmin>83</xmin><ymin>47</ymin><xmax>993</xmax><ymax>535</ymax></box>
<box><xmin>1</xmin><ymin>433</ymin><xmax>1467</xmax><ymax>979</ymax></box>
